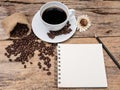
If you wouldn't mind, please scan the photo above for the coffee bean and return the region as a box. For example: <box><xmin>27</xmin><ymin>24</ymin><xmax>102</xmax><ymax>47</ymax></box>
<box><xmin>26</xmin><ymin>59</ymin><xmax>29</xmax><ymax>62</ymax></box>
<box><xmin>47</xmin><ymin>63</ymin><xmax>51</xmax><ymax>68</ymax></box>
<box><xmin>47</xmin><ymin>72</ymin><xmax>51</xmax><ymax>75</ymax></box>
<box><xmin>5</xmin><ymin>53</ymin><xmax>8</xmax><ymax>56</ymax></box>
<box><xmin>46</xmin><ymin>57</ymin><xmax>51</xmax><ymax>62</ymax></box>
<box><xmin>24</xmin><ymin>65</ymin><xmax>27</xmax><ymax>68</ymax></box>
<box><xmin>43</xmin><ymin>67</ymin><xmax>46</xmax><ymax>71</ymax></box>
<box><xmin>9</xmin><ymin>59</ymin><xmax>12</xmax><ymax>62</ymax></box>
<box><xmin>45</xmin><ymin>68</ymin><xmax>49</xmax><ymax>71</ymax></box>
<box><xmin>5</xmin><ymin>31</ymin><xmax>57</xmax><ymax>75</ymax></box>
<box><xmin>38</xmin><ymin>62</ymin><xmax>41</xmax><ymax>66</ymax></box>
<box><xmin>30</xmin><ymin>62</ymin><xmax>33</xmax><ymax>64</ymax></box>
<box><xmin>39</xmin><ymin>65</ymin><xmax>42</xmax><ymax>69</ymax></box>
<box><xmin>10</xmin><ymin>23</ymin><xmax>29</xmax><ymax>38</ymax></box>
<box><xmin>44</xmin><ymin>61</ymin><xmax>48</xmax><ymax>65</ymax></box>
<box><xmin>22</xmin><ymin>62</ymin><xmax>25</xmax><ymax>64</ymax></box>
<box><xmin>47</xmin><ymin>21</ymin><xmax>71</xmax><ymax>39</ymax></box>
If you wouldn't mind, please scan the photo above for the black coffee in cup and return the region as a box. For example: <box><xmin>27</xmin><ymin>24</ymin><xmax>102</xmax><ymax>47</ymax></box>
<box><xmin>42</xmin><ymin>7</ymin><xmax>67</xmax><ymax>24</ymax></box>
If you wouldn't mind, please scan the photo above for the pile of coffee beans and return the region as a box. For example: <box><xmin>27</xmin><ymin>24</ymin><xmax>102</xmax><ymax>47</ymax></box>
<box><xmin>5</xmin><ymin>31</ymin><xmax>57</xmax><ymax>75</ymax></box>
<box><xmin>10</xmin><ymin>23</ymin><xmax>29</xmax><ymax>38</ymax></box>
<box><xmin>47</xmin><ymin>22</ymin><xmax>72</xmax><ymax>39</ymax></box>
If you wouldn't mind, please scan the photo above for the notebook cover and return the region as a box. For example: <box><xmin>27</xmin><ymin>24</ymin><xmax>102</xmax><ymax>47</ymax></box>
<box><xmin>57</xmin><ymin>44</ymin><xmax>107</xmax><ymax>88</ymax></box>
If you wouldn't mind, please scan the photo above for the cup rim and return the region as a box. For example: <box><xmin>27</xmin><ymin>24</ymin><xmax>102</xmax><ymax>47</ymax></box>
<box><xmin>39</xmin><ymin>1</ymin><xmax>69</xmax><ymax>26</ymax></box>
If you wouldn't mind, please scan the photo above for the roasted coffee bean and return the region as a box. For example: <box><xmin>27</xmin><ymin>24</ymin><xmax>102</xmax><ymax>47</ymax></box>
<box><xmin>47</xmin><ymin>72</ymin><xmax>51</xmax><ymax>75</ymax></box>
<box><xmin>30</xmin><ymin>62</ymin><xmax>33</xmax><ymax>64</ymax></box>
<box><xmin>5</xmin><ymin>31</ymin><xmax>57</xmax><ymax>75</ymax></box>
<box><xmin>39</xmin><ymin>65</ymin><xmax>42</xmax><ymax>69</ymax></box>
<box><xmin>43</xmin><ymin>56</ymin><xmax>46</xmax><ymax>60</ymax></box>
<box><xmin>28</xmin><ymin>54</ymin><xmax>34</xmax><ymax>58</ymax></box>
<box><xmin>43</xmin><ymin>67</ymin><xmax>46</xmax><ymax>71</ymax></box>
<box><xmin>44</xmin><ymin>61</ymin><xmax>48</xmax><ymax>65</ymax></box>
<box><xmin>24</xmin><ymin>65</ymin><xmax>27</xmax><ymax>68</ymax></box>
<box><xmin>38</xmin><ymin>53</ymin><xmax>43</xmax><ymax>56</ymax></box>
<box><xmin>44</xmin><ymin>51</ymin><xmax>48</xmax><ymax>55</ymax></box>
<box><xmin>45</xmin><ymin>68</ymin><xmax>49</xmax><ymax>71</ymax></box>
<box><xmin>46</xmin><ymin>57</ymin><xmax>51</xmax><ymax>62</ymax></box>
<box><xmin>47</xmin><ymin>63</ymin><xmax>51</xmax><ymax>68</ymax></box>
<box><xmin>47</xmin><ymin>22</ymin><xmax>71</xmax><ymax>39</ymax></box>
<box><xmin>42</xmin><ymin>67</ymin><xmax>49</xmax><ymax>71</ymax></box>
<box><xmin>39</xmin><ymin>56</ymin><xmax>43</xmax><ymax>60</ymax></box>
<box><xmin>22</xmin><ymin>62</ymin><xmax>25</xmax><ymax>64</ymax></box>
<box><xmin>10</xmin><ymin>23</ymin><xmax>29</xmax><ymax>38</ymax></box>
<box><xmin>4</xmin><ymin>53</ymin><xmax>8</xmax><ymax>56</ymax></box>
<box><xmin>9</xmin><ymin>59</ymin><xmax>12</xmax><ymax>62</ymax></box>
<box><xmin>26</xmin><ymin>59</ymin><xmax>29</xmax><ymax>62</ymax></box>
<box><xmin>47</xmin><ymin>33</ymin><xmax>55</xmax><ymax>39</ymax></box>
<box><xmin>38</xmin><ymin>62</ymin><xmax>41</xmax><ymax>66</ymax></box>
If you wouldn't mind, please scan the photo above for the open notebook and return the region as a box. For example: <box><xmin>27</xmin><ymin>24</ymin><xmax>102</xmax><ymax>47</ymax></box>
<box><xmin>57</xmin><ymin>44</ymin><xmax>107</xmax><ymax>88</ymax></box>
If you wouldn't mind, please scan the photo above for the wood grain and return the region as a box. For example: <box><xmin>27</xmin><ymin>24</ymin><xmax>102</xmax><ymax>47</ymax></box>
<box><xmin>0</xmin><ymin>41</ymin><xmax>56</xmax><ymax>90</ymax></box>
<box><xmin>0</xmin><ymin>0</ymin><xmax>120</xmax><ymax>90</ymax></box>
<box><xmin>0</xmin><ymin>38</ymin><xmax>120</xmax><ymax>90</ymax></box>
<box><xmin>0</xmin><ymin>1</ymin><xmax>120</xmax><ymax>39</ymax></box>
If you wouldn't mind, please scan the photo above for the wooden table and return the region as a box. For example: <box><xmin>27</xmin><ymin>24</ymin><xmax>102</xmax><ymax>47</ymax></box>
<box><xmin>0</xmin><ymin>0</ymin><xmax>120</xmax><ymax>90</ymax></box>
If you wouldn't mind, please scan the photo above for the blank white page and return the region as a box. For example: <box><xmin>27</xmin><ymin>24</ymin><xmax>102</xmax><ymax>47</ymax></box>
<box><xmin>57</xmin><ymin>44</ymin><xmax>107</xmax><ymax>88</ymax></box>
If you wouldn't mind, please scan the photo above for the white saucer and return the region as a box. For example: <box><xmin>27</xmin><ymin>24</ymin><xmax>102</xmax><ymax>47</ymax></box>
<box><xmin>32</xmin><ymin>10</ymin><xmax>77</xmax><ymax>43</ymax></box>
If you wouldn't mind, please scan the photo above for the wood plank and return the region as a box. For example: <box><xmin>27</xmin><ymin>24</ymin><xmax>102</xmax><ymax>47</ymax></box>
<box><xmin>0</xmin><ymin>0</ymin><xmax>120</xmax><ymax>90</ymax></box>
<box><xmin>100</xmin><ymin>37</ymin><xmax>120</xmax><ymax>65</ymax></box>
<box><xmin>0</xmin><ymin>7</ymin><xmax>9</xmax><ymax>40</ymax></box>
<box><xmin>0</xmin><ymin>38</ymin><xmax>120</xmax><ymax>90</ymax></box>
<box><xmin>0</xmin><ymin>41</ymin><xmax>56</xmax><ymax>90</ymax></box>
<box><xmin>0</xmin><ymin>1</ymin><xmax>120</xmax><ymax>40</ymax></box>
<box><xmin>1</xmin><ymin>0</ymin><xmax>103</xmax><ymax>4</ymax></box>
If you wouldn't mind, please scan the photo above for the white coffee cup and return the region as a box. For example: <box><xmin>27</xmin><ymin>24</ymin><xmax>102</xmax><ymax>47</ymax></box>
<box><xmin>39</xmin><ymin>1</ymin><xmax>75</xmax><ymax>31</ymax></box>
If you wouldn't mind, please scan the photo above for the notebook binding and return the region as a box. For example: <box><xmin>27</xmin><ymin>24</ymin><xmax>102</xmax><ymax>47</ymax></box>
<box><xmin>57</xmin><ymin>45</ymin><xmax>61</xmax><ymax>85</ymax></box>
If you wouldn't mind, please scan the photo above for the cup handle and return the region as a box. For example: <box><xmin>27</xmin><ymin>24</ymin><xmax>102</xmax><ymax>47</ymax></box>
<box><xmin>69</xmin><ymin>9</ymin><xmax>75</xmax><ymax>20</ymax></box>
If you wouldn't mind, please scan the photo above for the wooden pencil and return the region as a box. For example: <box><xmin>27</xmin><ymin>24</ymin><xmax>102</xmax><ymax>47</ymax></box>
<box><xmin>95</xmin><ymin>34</ymin><xmax>120</xmax><ymax>69</ymax></box>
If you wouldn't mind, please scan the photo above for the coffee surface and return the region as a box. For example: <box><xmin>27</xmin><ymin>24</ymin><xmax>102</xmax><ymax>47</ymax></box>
<box><xmin>42</xmin><ymin>7</ymin><xmax>67</xmax><ymax>24</ymax></box>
